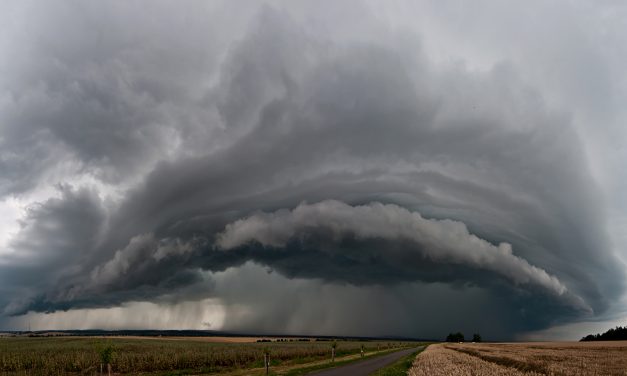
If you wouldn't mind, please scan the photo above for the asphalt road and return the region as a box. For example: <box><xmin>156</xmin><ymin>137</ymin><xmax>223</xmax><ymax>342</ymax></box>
<box><xmin>307</xmin><ymin>346</ymin><xmax>423</xmax><ymax>376</ymax></box>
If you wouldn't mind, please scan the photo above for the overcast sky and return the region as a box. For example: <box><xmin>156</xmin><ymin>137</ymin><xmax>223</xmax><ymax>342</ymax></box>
<box><xmin>1</xmin><ymin>0</ymin><xmax>627</xmax><ymax>340</ymax></box>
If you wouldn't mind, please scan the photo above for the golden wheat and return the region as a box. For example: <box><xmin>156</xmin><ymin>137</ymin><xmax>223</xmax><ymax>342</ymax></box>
<box><xmin>408</xmin><ymin>344</ymin><xmax>540</xmax><ymax>376</ymax></box>
<box><xmin>410</xmin><ymin>341</ymin><xmax>627</xmax><ymax>376</ymax></box>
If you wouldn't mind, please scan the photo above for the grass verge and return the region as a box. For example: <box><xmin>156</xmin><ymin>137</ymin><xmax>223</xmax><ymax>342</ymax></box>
<box><xmin>369</xmin><ymin>345</ymin><xmax>428</xmax><ymax>376</ymax></box>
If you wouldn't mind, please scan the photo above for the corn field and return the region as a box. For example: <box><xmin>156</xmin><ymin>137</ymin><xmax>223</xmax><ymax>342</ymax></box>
<box><xmin>0</xmin><ymin>337</ymin><xmax>409</xmax><ymax>375</ymax></box>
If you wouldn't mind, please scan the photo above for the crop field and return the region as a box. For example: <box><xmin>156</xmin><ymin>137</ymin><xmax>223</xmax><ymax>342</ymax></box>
<box><xmin>0</xmin><ymin>336</ymin><xmax>414</xmax><ymax>375</ymax></box>
<box><xmin>409</xmin><ymin>341</ymin><xmax>627</xmax><ymax>376</ymax></box>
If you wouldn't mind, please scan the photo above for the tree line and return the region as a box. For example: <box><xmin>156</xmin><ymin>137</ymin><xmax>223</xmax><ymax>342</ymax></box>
<box><xmin>581</xmin><ymin>325</ymin><xmax>627</xmax><ymax>341</ymax></box>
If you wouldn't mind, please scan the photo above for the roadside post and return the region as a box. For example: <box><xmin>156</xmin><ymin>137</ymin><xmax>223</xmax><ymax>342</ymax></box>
<box><xmin>263</xmin><ymin>347</ymin><xmax>270</xmax><ymax>375</ymax></box>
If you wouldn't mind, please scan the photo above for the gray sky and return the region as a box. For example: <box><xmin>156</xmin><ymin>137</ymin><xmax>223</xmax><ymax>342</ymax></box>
<box><xmin>1</xmin><ymin>0</ymin><xmax>626</xmax><ymax>340</ymax></box>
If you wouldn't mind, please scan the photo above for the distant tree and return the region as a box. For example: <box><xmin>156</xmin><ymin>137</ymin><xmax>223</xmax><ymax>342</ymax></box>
<box><xmin>581</xmin><ymin>334</ymin><xmax>599</xmax><ymax>341</ymax></box>
<box><xmin>472</xmin><ymin>333</ymin><xmax>482</xmax><ymax>342</ymax></box>
<box><xmin>446</xmin><ymin>332</ymin><xmax>465</xmax><ymax>342</ymax></box>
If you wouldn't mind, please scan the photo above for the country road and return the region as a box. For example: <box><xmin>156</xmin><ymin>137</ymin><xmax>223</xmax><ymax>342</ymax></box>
<box><xmin>307</xmin><ymin>346</ymin><xmax>424</xmax><ymax>376</ymax></box>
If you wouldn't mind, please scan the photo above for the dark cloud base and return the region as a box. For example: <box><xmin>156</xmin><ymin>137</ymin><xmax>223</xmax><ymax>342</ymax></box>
<box><xmin>0</xmin><ymin>1</ymin><xmax>624</xmax><ymax>339</ymax></box>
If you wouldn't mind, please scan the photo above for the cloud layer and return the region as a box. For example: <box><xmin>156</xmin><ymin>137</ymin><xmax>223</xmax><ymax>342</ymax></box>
<box><xmin>1</xmin><ymin>0</ymin><xmax>626</xmax><ymax>339</ymax></box>
<box><xmin>217</xmin><ymin>200</ymin><xmax>570</xmax><ymax>297</ymax></box>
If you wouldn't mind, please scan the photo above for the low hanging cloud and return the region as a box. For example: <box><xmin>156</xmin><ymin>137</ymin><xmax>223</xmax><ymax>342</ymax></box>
<box><xmin>217</xmin><ymin>200</ymin><xmax>569</xmax><ymax>297</ymax></box>
<box><xmin>90</xmin><ymin>234</ymin><xmax>196</xmax><ymax>289</ymax></box>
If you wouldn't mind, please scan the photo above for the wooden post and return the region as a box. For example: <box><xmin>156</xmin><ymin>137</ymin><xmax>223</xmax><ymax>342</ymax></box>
<box><xmin>263</xmin><ymin>347</ymin><xmax>270</xmax><ymax>375</ymax></box>
<box><xmin>264</xmin><ymin>353</ymin><xmax>269</xmax><ymax>375</ymax></box>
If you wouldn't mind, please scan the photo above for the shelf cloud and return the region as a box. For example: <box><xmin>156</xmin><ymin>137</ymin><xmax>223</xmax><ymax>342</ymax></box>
<box><xmin>217</xmin><ymin>200</ymin><xmax>571</xmax><ymax>297</ymax></box>
<box><xmin>1</xmin><ymin>0</ymin><xmax>626</xmax><ymax>339</ymax></box>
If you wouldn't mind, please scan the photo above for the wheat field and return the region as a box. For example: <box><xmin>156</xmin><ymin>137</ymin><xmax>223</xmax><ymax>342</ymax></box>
<box><xmin>409</xmin><ymin>341</ymin><xmax>627</xmax><ymax>376</ymax></box>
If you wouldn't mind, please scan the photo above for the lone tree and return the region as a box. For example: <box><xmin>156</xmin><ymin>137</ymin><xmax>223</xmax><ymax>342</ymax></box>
<box><xmin>99</xmin><ymin>344</ymin><xmax>114</xmax><ymax>376</ymax></box>
<box><xmin>472</xmin><ymin>333</ymin><xmax>482</xmax><ymax>342</ymax></box>
<box><xmin>446</xmin><ymin>332</ymin><xmax>465</xmax><ymax>342</ymax></box>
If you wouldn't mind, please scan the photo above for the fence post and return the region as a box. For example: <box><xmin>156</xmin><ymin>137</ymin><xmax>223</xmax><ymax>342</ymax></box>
<box><xmin>263</xmin><ymin>347</ymin><xmax>270</xmax><ymax>375</ymax></box>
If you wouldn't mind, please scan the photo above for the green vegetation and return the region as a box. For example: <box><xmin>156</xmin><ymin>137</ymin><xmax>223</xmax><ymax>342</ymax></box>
<box><xmin>581</xmin><ymin>325</ymin><xmax>627</xmax><ymax>341</ymax></box>
<box><xmin>445</xmin><ymin>332</ymin><xmax>465</xmax><ymax>342</ymax></box>
<box><xmin>445</xmin><ymin>332</ymin><xmax>482</xmax><ymax>343</ymax></box>
<box><xmin>0</xmin><ymin>336</ymin><xmax>417</xmax><ymax>375</ymax></box>
<box><xmin>98</xmin><ymin>342</ymin><xmax>115</xmax><ymax>375</ymax></box>
<box><xmin>370</xmin><ymin>346</ymin><xmax>427</xmax><ymax>376</ymax></box>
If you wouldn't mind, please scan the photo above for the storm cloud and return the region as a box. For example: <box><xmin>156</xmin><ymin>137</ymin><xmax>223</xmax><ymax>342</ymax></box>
<box><xmin>217</xmin><ymin>200</ymin><xmax>571</xmax><ymax>296</ymax></box>
<box><xmin>1</xmin><ymin>0</ymin><xmax>626</xmax><ymax>339</ymax></box>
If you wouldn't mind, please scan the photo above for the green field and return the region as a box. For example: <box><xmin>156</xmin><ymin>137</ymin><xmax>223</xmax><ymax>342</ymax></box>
<box><xmin>0</xmin><ymin>336</ymin><xmax>418</xmax><ymax>375</ymax></box>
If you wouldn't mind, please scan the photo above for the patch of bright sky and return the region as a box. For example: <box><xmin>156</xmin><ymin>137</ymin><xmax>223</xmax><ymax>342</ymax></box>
<box><xmin>1</xmin><ymin>299</ymin><xmax>225</xmax><ymax>332</ymax></box>
<box><xmin>0</xmin><ymin>197</ymin><xmax>21</xmax><ymax>254</ymax></box>
<box><xmin>0</xmin><ymin>169</ymin><xmax>124</xmax><ymax>257</ymax></box>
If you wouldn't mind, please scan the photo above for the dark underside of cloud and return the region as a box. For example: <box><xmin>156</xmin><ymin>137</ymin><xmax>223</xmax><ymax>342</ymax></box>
<box><xmin>0</xmin><ymin>1</ymin><xmax>624</xmax><ymax>339</ymax></box>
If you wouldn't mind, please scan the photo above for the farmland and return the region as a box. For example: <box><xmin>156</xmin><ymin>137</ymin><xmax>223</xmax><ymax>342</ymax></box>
<box><xmin>409</xmin><ymin>341</ymin><xmax>627</xmax><ymax>376</ymax></box>
<box><xmin>6</xmin><ymin>336</ymin><xmax>627</xmax><ymax>375</ymax></box>
<box><xmin>0</xmin><ymin>336</ymin><xmax>416</xmax><ymax>375</ymax></box>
